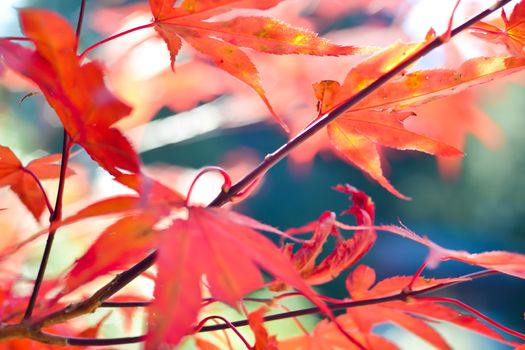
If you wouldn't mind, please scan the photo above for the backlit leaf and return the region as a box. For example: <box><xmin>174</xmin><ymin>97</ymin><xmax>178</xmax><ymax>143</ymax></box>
<box><xmin>149</xmin><ymin>0</ymin><xmax>362</xmax><ymax>130</ymax></box>
<box><xmin>471</xmin><ymin>0</ymin><xmax>525</xmax><ymax>56</ymax></box>
<box><xmin>0</xmin><ymin>146</ymin><xmax>74</xmax><ymax>220</ymax></box>
<box><xmin>0</xmin><ymin>10</ymin><xmax>139</xmax><ymax>176</ymax></box>
<box><xmin>148</xmin><ymin>206</ymin><xmax>329</xmax><ymax>349</ymax></box>
<box><xmin>315</xmin><ymin>40</ymin><xmax>525</xmax><ymax>197</ymax></box>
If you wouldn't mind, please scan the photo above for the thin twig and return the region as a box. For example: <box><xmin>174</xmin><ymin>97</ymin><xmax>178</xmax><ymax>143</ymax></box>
<box><xmin>23</xmin><ymin>134</ymin><xmax>72</xmax><ymax>320</ymax></box>
<box><xmin>419</xmin><ymin>296</ymin><xmax>525</xmax><ymax>341</ymax></box>
<box><xmin>23</xmin><ymin>0</ymin><xmax>88</xmax><ymax>320</ymax></box>
<box><xmin>79</xmin><ymin>23</ymin><xmax>155</xmax><ymax>60</ymax></box>
<box><xmin>2</xmin><ymin>37</ymin><xmax>30</xmax><ymax>41</ymax></box>
<box><xmin>75</xmin><ymin>0</ymin><xmax>87</xmax><ymax>41</ymax></box>
<box><xmin>100</xmin><ymin>301</ymin><xmax>150</xmax><ymax>308</ymax></box>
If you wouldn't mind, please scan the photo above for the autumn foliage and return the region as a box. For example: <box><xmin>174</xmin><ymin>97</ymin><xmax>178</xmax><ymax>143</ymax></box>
<box><xmin>1</xmin><ymin>0</ymin><xmax>525</xmax><ymax>349</ymax></box>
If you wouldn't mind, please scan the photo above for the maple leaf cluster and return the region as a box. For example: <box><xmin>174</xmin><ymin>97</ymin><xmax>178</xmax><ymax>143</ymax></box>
<box><xmin>0</xmin><ymin>0</ymin><xmax>524</xmax><ymax>349</ymax></box>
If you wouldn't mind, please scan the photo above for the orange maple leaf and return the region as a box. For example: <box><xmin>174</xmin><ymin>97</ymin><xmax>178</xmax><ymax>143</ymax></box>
<box><xmin>405</xmin><ymin>90</ymin><xmax>503</xmax><ymax>179</ymax></box>
<box><xmin>471</xmin><ymin>0</ymin><xmax>525</xmax><ymax>56</ymax></box>
<box><xmin>247</xmin><ymin>307</ymin><xmax>279</xmax><ymax>350</ymax></box>
<box><xmin>342</xmin><ymin>265</ymin><xmax>514</xmax><ymax>349</ymax></box>
<box><xmin>0</xmin><ymin>10</ymin><xmax>139</xmax><ymax>176</ymax></box>
<box><xmin>314</xmin><ymin>40</ymin><xmax>525</xmax><ymax>198</ymax></box>
<box><xmin>279</xmin><ymin>315</ymin><xmax>398</xmax><ymax>350</ymax></box>
<box><xmin>149</xmin><ymin>0</ymin><xmax>362</xmax><ymax>130</ymax></box>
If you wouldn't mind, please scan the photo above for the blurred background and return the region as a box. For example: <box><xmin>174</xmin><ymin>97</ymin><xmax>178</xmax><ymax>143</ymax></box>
<box><xmin>1</xmin><ymin>0</ymin><xmax>525</xmax><ymax>348</ymax></box>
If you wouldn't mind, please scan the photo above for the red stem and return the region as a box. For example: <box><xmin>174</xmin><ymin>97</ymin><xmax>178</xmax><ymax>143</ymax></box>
<box><xmin>418</xmin><ymin>296</ymin><xmax>525</xmax><ymax>341</ymax></box>
<box><xmin>194</xmin><ymin>315</ymin><xmax>251</xmax><ymax>350</ymax></box>
<box><xmin>185</xmin><ymin>166</ymin><xmax>232</xmax><ymax>206</ymax></box>
<box><xmin>405</xmin><ymin>261</ymin><xmax>429</xmax><ymax>292</ymax></box>
<box><xmin>21</xmin><ymin>168</ymin><xmax>54</xmax><ymax>217</ymax></box>
<box><xmin>79</xmin><ymin>22</ymin><xmax>155</xmax><ymax>60</ymax></box>
<box><xmin>442</xmin><ymin>0</ymin><xmax>463</xmax><ymax>41</ymax></box>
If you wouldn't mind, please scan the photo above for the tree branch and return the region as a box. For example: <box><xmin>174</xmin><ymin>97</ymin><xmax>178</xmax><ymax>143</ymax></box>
<box><xmin>24</xmin><ymin>0</ymin><xmax>86</xmax><ymax>320</ymax></box>
<box><xmin>53</xmin><ymin>0</ymin><xmax>509</xmax><ymax>322</ymax></box>
<box><xmin>209</xmin><ymin>0</ymin><xmax>513</xmax><ymax>207</ymax></box>
<box><xmin>3</xmin><ymin>0</ymin><xmax>514</xmax><ymax>344</ymax></box>
<box><xmin>24</xmin><ymin>133</ymin><xmax>72</xmax><ymax>320</ymax></box>
<box><xmin>7</xmin><ymin>270</ymin><xmax>498</xmax><ymax>346</ymax></box>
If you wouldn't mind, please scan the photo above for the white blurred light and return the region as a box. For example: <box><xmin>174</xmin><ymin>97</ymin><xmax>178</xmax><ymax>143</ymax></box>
<box><xmin>401</xmin><ymin>0</ymin><xmax>501</xmax><ymax>64</ymax></box>
<box><xmin>0</xmin><ymin>0</ymin><xmax>26</xmax><ymax>36</ymax></box>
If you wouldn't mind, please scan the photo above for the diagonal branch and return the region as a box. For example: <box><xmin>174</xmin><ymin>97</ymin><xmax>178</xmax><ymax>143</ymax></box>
<box><xmin>209</xmin><ymin>0</ymin><xmax>513</xmax><ymax>207</ymax></box>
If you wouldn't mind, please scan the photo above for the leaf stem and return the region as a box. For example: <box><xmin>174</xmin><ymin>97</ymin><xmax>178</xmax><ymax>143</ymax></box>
<box><xmin>418</xmin><ymin>296</ymin><xmax>525</xmax><ymax>341</ymax></box>
<box><xmin>21</xmin><ymin>168</ymin><xmax>54</xmax><ymax>217</ymax></box>
<box><xmin>194</xmin><ymin>315</ymin><xmax>252</xmax><ymax>350</ymax></box>
<box><xmin>405</xmin><ymin>261</ymin><xmax>428</xmax><ymax>292</ymax></box>
<box><xmin>23</xmin><ymin>133</ymin><xmax>72</xmax><ymax>320</ymax></box>
<box><xmin>78</xmin><ymin>22</ymin><xmax>155</xmax><ymax>60</ymax></box>
<box><xmin>185</xmin><ymin>166</ymin><xmax>232</xmax><ymax>207</ymax></box>
<box><xmin>209</xmin><ymin>0</ymin><xmax>513</xmax><ymax>207</ymax></box>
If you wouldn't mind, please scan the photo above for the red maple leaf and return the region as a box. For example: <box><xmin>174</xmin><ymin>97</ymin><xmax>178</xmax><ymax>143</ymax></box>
<box><xmin>281</xmin><ymin>264</ymin><xmax>513</xmax><ymax>350</ymax></box>
<box><xmin>0</xmin><ymin>146</ymin><xmax>74</xmax><ymax>220</ymax></box>
<box><xmin>0</xmin><ymin>173</ymin><xmax>185</xmax><ymax>262</ymax></box>
<box><xmin>279</xmin><ymin>315</ymin><xmax>398</xmax><ymax>350</ymax></box>
<box><xmin>59</xmin><ymin>213</ymin><xmax>160</xmax><ymax>299</ymax></box>
<box><xmin>276</xmin><ymin>186</ymin><xmax>376</xmax><ymax>287</ymax></box>
<box><xmin>149</xmin><ymin>205</ymin><xmax>329</xmax><ymax>349</ymax></box>
<box><xmin>0</xmin><ymin>10</ymin><xmax>139</xmax><ymax>176</ymax></box>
